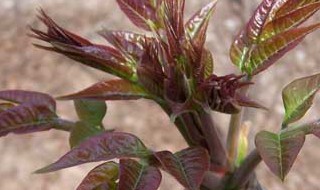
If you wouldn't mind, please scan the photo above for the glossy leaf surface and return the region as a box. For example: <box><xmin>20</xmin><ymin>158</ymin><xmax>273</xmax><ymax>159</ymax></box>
<box><xmin>0</xmin><ymin>90</ymin><xmax>59</xmax><ymax>137</ymax></box>
<box><xmin>154</xmin><ymin>147</ymin><xmax>209</xmax><ymax>190</ymax></box>
<box><xmin>230</xmin><ymin>0</ymin><xmax>276</xmax><ymax>72</ymax></box>
<box><xmin>282</xmin><ymin>73</ymin><xmax>320</xmax><ymax>125</ymax></box>
<box><xmin>59</xmin><ymin>80</ymin><xmax>150</xmax><ymax>101</ymax></box>
<box><xmin>185</xmin><ymin>0</ymin><xmax>217</xmax><ymax>51</ymax></box>
<box><xmin>245</xmin><ymin>23</ymin><xmax>320</xmax><ymax>75</ymax></box>
<box><xmin>261</xmin><ymin>2</ymin><xmax>320</xmax><ymax>40</ymax></box>
<box><xmin>116</xmin><ymin>0</ymin><xmax>161</xmax><ymax>30</ymax></box>
<box><xmin>246</xmin><ymin>0</ymin><xmax>276</xmax><ymax>43</ymax></box>
<box><xmin>0</xmin><ymin>103</ymin><xmax>57</xmax><ymax>137</ymax></box>
<box><xmin>230</xmin><ymin>0</ymin><xmax>320</xmax><ymax>76</ymax></box>
<box><xmin>0</xmin><ymin>90</ymin><xmax>56</xmax><ymax>111</ymax></box>
<box><xmin>118</xmin><ymin>159</ymin><xmax>161</xmax><ymax>190</ymax></box>
<box><xmin>255</xmin><ymin>130</ymin><xmax>305</xmax><ymax>180</ymax></box>
<box><xmin>36</xmin><ymin>132</ymin><xmax>150</xmax><ymax>173</ymax></box>
<box><xmin>275</xmin><ymin>0</ymin><xmax>318</xmax><ymax>18</ymax></box>
<box><xmin>100</xmin><ymin>30</ymin><xmax>148</xmax><ymax>59</ymax></box>
<box><xmin>77</xmin><ymin>161</ymin><xmax>119</xmax><ymax>190</ymax></box>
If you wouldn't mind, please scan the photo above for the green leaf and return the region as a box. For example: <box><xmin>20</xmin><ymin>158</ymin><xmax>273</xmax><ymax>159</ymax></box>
<box><xmin>201</xmin><ymin>49</ymin><xmax>214</xmax><ymax>79</ymax></box>
<box><xmin>69</xmin><ymin>121</ymin><xmax>103</xmax><ymax>148</ymax></box>
<box><xmin>74</xmin><ymin>99</ymin><xmax>107</xmax><ymax>126</ymax></box>
<box><xmin>118</xmin><ymin>159</ymin><xmax>161</xmax><ymax>190</ymax></box>
<box><xmin>35</xmin><ymin>132</ymin><xmax>151</xmax><ymax>173</ymax></box>
<box><xmin>77</xmin><ymin>161</ymin><xmax>119</xmax><ymax>190</ymax></box>
<box><xmin>58</xmin><ymin>79</ymin><xmax>150</xmax><ymax>101</ymax></box>
<box><xmin>282</xmin><ymin>73</ymin><xmax>320</xmax><ymax>125</ymax></box>
<box><xmin>154</xmin><ymin>147</ymin><xmax>210</xmax><ymax>190</ymax></box>
<box><xmin>255</xmin><ymin>130</ymin><xmax>305</xmax><ymax>181</ymax></box>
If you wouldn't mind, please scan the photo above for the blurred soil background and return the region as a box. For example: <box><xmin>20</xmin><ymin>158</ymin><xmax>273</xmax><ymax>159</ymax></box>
<box><xmin>0</xmin><ymin>0</ymin><xmax>320</xmax><ymax>189</ymax></box>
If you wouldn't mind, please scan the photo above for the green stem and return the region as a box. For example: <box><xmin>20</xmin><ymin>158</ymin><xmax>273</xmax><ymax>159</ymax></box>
<box><xmin>227</xmin><ymin>111</ymin><xmax>244</xmax><ymax>170</ymax></box>
<box><xmin>226</xmin><ymin>77</ymin><xmax>251</xmax><ymax>170</ymax></box>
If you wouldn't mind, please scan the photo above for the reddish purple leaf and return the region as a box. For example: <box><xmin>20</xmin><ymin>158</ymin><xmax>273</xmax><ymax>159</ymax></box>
<box><xmin>58</xmin><ymin>79</ymin><xmax>150</xmax><ymax>101</ymax></box>
<box><xmin>0</xmin><ymin>90</ymin><xmax>56</xmax><ymax>111</ymax></box>
<box><xmin>100</xmin><ymin>30</ymin><xmax>149</xmax><ymax>59</ymax></box>
<box><xmin>77</xmin><ymin>162</ymin><xmax>119</xmax><ymax>190</ymax></box>
<box><xmin>137</xmin><ymin>42</ymin><xmax>165</xmax><ymax>97</ymax></box>
<box><xmin>161</xmin><ymin>0</ymin><xmax>186</xmax><ymax>58</ymax></box>
<box><xmin>245</xmin><ymin>0</ymin><xmax>276</xmax><ymax>43</ymax></box>
<box><xmin>230</xmin><ymin>0</ymin><xmax>276</xmax><ymax>69</ymax></box>
<box><xmin>185</xmin><ymin>0</ymin><xmax>217</xmax><ymax>52</ymax></box>
<box><xmin>154</xmin><ymin>147</ymin><xmax>210</xmax><ymax>190</ymax></box>
<box><xmin>118</xmin><ymin>159</ymin><xmax>161</xmax><ymax>190</ymax></box>
<box><xmin>275</xmin><ymin>0</ymin><xmax>317</xmax><ymax>18</ymax></box>
<box><xmin>35</xmin><ymin>132</ymin><xmax>150</xmax><ymax>173</ymax></box>
<box><xmin>247</xmin><ymin>23</ymin><xmax>320</xmax><ymax>75</ymax></box>
<box><xmin>162</xmin><ymin>0</ymin><xmax>185</xmax><ymax>37</ymax></box>
<box><xmin>32</xmin><ymin>9</ymin><xmax>91</xmax><ymax>46</ymax></box>
<box><xmin>116</xmin><ymin>0</ymin><xmax>161</xmax><ymax>31</ymax></box>
<box><xmin>261</xmin><ymin>2</ymin><xmax>320</xmax><ymax>40</ymax></box>
<box><xmin>255</xmin><ymin>130</ymin><xmax>305</xmax><ymax>181</ymax></box>
<box><xmin>0</xmin><ymin>103</ymin><xmax>57</xmax><ymax>137</ymax></box>
<box><xmin>31</xmin><ymin>10</ymin><xmax>133</xmax><ymax>79</ymax></box>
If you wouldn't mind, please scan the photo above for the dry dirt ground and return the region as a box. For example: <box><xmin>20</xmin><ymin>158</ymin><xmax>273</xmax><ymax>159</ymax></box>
<box><xmin>0</xmin><ymin>0</ymin><xmax>320</xmax><ymax>190</ymax></box>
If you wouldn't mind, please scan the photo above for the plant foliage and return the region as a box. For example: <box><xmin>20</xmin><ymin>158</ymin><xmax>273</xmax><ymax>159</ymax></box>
<box><xmin>0</xmin><ymin>0</ymin><xmax>320</xmax><ymax>189</ymax></box>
